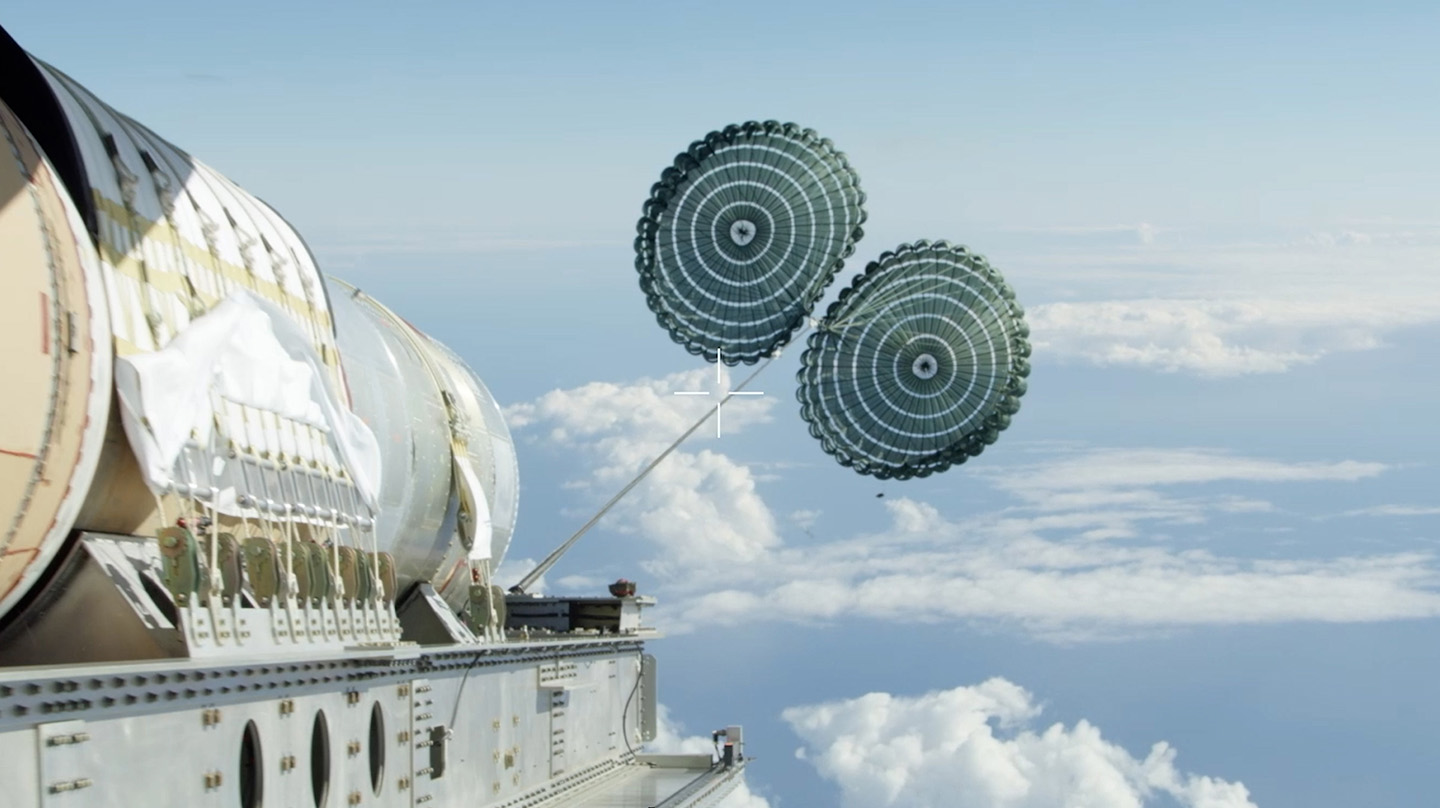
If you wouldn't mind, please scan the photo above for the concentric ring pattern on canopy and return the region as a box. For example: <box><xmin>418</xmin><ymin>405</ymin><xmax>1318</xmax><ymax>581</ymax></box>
<box><xmin>635</xmin><ymin>121</ymin><xmax>867</xmax><ymax>365</ymax></box>
<box><xmin>797</xmin><ymin>241</ymin><xmax>1031</xmax><ymax>479</ymax></box>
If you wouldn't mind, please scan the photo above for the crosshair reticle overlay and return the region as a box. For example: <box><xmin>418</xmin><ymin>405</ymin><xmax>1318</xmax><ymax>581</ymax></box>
<box><xmin>674</xmin><ymin>350</ymin><xmax>765</xmax><ymax>437</ymax></box>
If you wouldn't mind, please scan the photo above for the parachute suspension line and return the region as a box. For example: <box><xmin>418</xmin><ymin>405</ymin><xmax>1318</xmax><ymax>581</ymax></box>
<box><xmin>820</xmin><ymin>270</ymin><xmax>953</xmax><ymax>333</ymax></box>
<box><xmin>204</xmin><ymin>397</ymin><xmax>227</xmax><ymax>596</ymax></box>
<box><xmin>511</xmin><ymin>348</ymin><xmax>787</xmax><ymax>595</ymax></box>
<box><xmin>281</xmin><ymin>462</ymin><xmax>306</xmax><ymax>601</ymax></box>
<box><xmin>227</xmin><ymin>399</ymin><xmax>256</xmax><ymax>541</ymax></box>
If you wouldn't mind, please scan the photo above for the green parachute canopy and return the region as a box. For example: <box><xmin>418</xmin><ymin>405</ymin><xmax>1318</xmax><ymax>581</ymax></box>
<box><xmin>796</xmin><ymin>241</ymin><xmax>1031</xmax><ymax>480</ymax></box>
<box><xmin>635</xmin><ymin>121</ymin><xmax>866</xmax><ymax>365</ymax></box>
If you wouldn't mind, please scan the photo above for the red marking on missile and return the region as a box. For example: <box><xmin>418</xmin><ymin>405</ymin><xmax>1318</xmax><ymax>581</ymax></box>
<box><xmin>436</xmin><ymin>557</ymin><xmax>466</xmax><ymax>593</ymax></box>
<box><xmin>0</xmin><ymin>448</ymin><xmax>38</xmax><ymax>460</ymax></box>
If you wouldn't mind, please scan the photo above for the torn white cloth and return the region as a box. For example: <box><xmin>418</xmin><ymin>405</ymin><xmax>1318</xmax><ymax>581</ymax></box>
<box><xmin>457</xmin><ymin>455</ymin><xmax>494</xmax><ymax>562</ymax></box>
<box><xmin>114</xmin><ymin>290</ymin><xmax>381</xmax><ymax>511</ymax></box>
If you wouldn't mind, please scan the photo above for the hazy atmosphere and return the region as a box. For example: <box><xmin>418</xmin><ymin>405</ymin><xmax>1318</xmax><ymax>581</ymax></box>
<box><xmin>9</xmin><ymin>3</ymin><xmax>1438</xmax><ymax>805</ymax></box>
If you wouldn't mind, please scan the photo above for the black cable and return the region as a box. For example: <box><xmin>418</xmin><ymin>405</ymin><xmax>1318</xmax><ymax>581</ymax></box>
<box><xmin>621</xmin><ymin>651</ymin><xmax>644</xmax><ymax>759</ymax></box>
<box><xmin>447</xmin><ymin>650</ymin><xmax>484</xmax><ymax>729</ymax></box>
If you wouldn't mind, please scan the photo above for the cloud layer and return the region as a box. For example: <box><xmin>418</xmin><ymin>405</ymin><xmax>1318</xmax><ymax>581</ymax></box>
<box><xmin>987</xmin><ymin>448</ymin><xmax>1385</xmax><ymax>498</ymax></box>
<box><xmin>1341</xmin><ymin>504</ymin><xmax>1440</xmax><ymax>518</ymax></box>
<box><xmin>508</xmin><ymin>373</ymin><xmax>1440</xmax><ymax>641</ymax></box>
<box><xmin>1029</xmin><ymin>297</ymin><xmax>1436</xmax><ymax>376</ymax></box>
<box><xmin>1006</xmin><ymin>226</ymin><xmax>1440</xmax><ymax>376</ymax></box>
<box><xmin>784</xmin><ymin>678</ymin><xmax>1257</xmax><ymax>808</ymax></box>
<box><xmin>507</xmin><ymin>367</ymin><xmax>782</xmax><ymax>576</ymax></box>
<box><xmin>668</xmin><ymin>496</ymin><xmax>1440</xmax><ymax>640</ymax></box>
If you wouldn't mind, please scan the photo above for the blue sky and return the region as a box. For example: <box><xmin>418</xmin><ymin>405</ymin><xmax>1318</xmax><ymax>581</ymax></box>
<box><xmin>8</xmin><ymin>3</ymin><xmax>1440</xmax><ymax>806</ymax></box>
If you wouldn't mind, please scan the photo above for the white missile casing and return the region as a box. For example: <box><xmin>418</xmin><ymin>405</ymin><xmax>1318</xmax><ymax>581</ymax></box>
<box><xmin>0</xmin><ymin>23</ymin><xmax>753</xmax><ymax>808</ymax></box>
<box><xmin>0</xmin><ymin>95</ymin><xmax>112</xmax><ymax>622</ymax></box>
<box><xmin>0</xmin><ymin>41</ymin><xmax>518</xmax><ymax>628</ymax></box>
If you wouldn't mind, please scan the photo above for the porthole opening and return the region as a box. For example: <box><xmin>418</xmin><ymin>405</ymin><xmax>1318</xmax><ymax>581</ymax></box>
<box><xmin>310</xmin><ymin>711</ymin><xmax>331</xmax><ymax>807</ymax></box>
<box><xmin>368</xmin><ymin>702</ymin><xmax>385</xmax><ymax>795</ymax></box>
<box><xmin>239</xmin><ymin>719</ymin><xmax>263</xmax><ymax>808</ymax></box>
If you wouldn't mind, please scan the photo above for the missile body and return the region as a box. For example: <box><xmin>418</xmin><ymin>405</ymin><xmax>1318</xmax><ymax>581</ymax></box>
<box><xmin>0</xmin><ymin>25</ymin><xmax>517</xmax><ymax>635</ymax></box>
<box><xmin>0</xmin><ymin>26</ymin><xmax>761</xmax><ymax>808</ymax></box>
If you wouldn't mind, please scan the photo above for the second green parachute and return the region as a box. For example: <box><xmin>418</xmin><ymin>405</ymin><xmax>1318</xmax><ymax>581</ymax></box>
<box><xmin>797</xmin><ymin>241</ymin><xmax>1030</xmax><ymax>479</ymax></box>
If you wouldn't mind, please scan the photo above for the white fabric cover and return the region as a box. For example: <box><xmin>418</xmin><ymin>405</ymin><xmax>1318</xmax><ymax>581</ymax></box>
<box><xmin>456</xmin><ymin>455</ymin><xmax>493</xmax><ymax>562</ymax></box>
<box><xmin>115</xmin><ymin>291</ymin><xmax>381</xmax><ymax>511</ymax></box>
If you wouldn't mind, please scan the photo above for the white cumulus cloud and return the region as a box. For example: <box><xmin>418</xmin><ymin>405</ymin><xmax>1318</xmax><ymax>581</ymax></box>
<box><xmin>985</xmin><ymin>448</ymin><xmax>1386</xmax><ymax>499</ymax></box>
<box><xmin>1005</xmin><ymin>225</ymin><xmax>1440</xmax><ymax>378</ymax></box>
<box><xmin>506</xmin><ymin>367</ymin><xmax>776</xmax><ymax>454</ymax></box>
<box><xmin>1028</xmin><ymin>297</ymin><xmax>1435</xmax><ymax>376</ymax></box>
<box><xmin>666</xmin><ymin>496</ymin><xmax>1440</xmax><ymax>640</ymax></box>
<box><xmin>783</xmin><ymin>679</ymin><xmax>1257</xmax><ymax>808</ymax></box>
<box><xmin>506</xmin><ymin>367</ymin><xmax>780</xmax><ymax>575</ymax></box>
<box><xmin>493</xmin><ymin>556</ymin><xmax>545</xmax><ymax>594</ymax></box>
<box><xmin>509</xmin><ymin>374</ymin><xmax>1440</xmax><ymax>641</ymax></box>
<box><xmin>1341</xmin><ymin>504</ymin><xmax>1440</xmax><ymax>517</ymax></box>
<box><xmin>789</xmin><ymin>509</ymin><xmax>822</xmax><ymax>532</ymax></box>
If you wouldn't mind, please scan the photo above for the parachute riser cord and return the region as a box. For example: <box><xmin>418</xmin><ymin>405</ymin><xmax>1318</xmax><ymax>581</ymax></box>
<box><xmin>510</xmin><ymin>337</ymin><xmax>795</xmax><ymax>595</ymax></box>
<box><xmin>821</xmin><ymin>276</ymin><xmax>1003</xmax><ymax>333</ymax></box>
